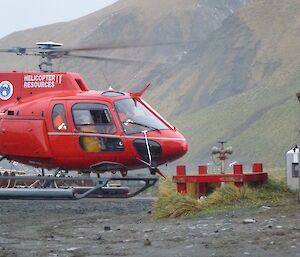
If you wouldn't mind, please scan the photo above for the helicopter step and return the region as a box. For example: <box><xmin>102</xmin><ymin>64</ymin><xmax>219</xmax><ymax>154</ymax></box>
<box><xmin>0</xmin><ymin>175</ymin><xmax>158</xmax><ymax>200</ymax></box>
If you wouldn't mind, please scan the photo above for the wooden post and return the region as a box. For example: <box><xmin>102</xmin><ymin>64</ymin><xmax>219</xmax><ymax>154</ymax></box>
<box><xmin>233</xmin><ymin>164</ymin><xmax>243</xmax><ymax>188</ymax></box>
<box><xmin>187</xmin><ymin>181</ymin><xmax>199</xmax><ymax>199</ymax></box>
<box><xmin>198</xmin><ymin>165</ymin><xmax>207</xmax><ymax>196</ymax></box>
<box><xmin>176</xmin><ymin>166</ymin><xmax>187</xmax><ymax>194</ymax></box>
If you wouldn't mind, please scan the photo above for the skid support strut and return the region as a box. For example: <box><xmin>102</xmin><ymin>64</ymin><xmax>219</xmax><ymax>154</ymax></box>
<box><xmin>0</xmin><ymin>175</ymin><xmax>158</xmax><ymax>200</ymax></box>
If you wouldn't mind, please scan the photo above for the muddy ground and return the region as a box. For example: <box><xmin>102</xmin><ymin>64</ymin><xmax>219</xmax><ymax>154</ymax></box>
<box><xmin>0</xmin><ymin>196</ymin><xmax>299</xmax><ymax>257</ymax></box>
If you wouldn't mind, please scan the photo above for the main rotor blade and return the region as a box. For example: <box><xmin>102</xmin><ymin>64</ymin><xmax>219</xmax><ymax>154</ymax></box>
<box><xmin>65</xmin><ymin>53</ymin><xmax>172</xmax><ymax>65</ymax></box>
<box><xmin>62</xmin><ymin>40</ymin><xmax>199</xmax><ymax>52</ymax></box>
<box><xmin>0</xmin><ymin>47</ymin><xmax>26</xmax><ymax>54</ymax></box>
<box><xmin>0</xmin><ymin>40</ymin><xmax>198</xmax><ymax>56</ymax></box>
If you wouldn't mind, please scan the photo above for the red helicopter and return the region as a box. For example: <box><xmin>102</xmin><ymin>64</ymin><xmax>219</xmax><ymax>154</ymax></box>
<box><xmin>0</xmin><ymin>41</ymin><xmax>188</xmax><ymax>199</ymax></box>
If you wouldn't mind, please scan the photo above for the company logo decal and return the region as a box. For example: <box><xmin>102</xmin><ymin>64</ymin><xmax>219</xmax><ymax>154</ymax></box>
<box><xmin>23</xmin><ymin>74</ymin><xmax>63</xmax><ymax>88</ymax></box>
<box><xmin>0</xmin><ymin>81</ymin><xmax>13</xmax><ymax>100</ymax></box>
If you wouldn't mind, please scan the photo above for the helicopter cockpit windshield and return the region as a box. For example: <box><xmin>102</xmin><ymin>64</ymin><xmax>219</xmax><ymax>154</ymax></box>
<box><xmin>115</xmin><ymin>98</ymin><xmax>169</xmax><ymax>135</ymax></box>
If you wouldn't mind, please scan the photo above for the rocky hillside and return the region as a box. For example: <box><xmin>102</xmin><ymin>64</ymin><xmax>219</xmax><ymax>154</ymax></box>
<box><xmin>1</xmin><ymin>0</ymin><xmax>299</xmax><ymax>169</ymax></box>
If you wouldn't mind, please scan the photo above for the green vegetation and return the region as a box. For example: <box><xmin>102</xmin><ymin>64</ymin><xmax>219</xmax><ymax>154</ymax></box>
<box><xmin>153</xmin><ymin>174</ymin><xmax>293</xmax><ymax>219</ymax></box>
<box><xmin>153</xmin><ymin>178</ymin><xmax>207</xmax><ymax>218</ymax></box>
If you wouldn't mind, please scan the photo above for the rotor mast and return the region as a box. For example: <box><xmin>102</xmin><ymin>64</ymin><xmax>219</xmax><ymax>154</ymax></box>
<box><xmin>36</xmin><ymin>41</ymin><xmax>64</xmax><ymax>72</ymax></box>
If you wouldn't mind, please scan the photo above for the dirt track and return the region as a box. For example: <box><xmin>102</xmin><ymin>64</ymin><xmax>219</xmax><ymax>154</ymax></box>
<box><xmin>0</xmin><ymin>197</ymin><xmax>299</xmax><ymax>257</ymax></box>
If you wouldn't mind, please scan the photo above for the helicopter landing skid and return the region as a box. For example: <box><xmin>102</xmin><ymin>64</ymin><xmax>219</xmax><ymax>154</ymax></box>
<box><xmin>0</xmin><ymin>175</ymin><xmax>158</xmax><ymax>200</ymax></box>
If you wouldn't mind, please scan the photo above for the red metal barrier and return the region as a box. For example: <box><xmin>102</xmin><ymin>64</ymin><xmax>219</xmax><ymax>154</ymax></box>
<box><xmin>233</xmin><ymin>164</ymin><xmax>243</xmax><ymax>188</ymax></box>
<box><xmin>198</xmin><ymin>165</ymin><xmax>207</xmax><ymax>196</ymax></box>
<box><xmin>176</xmin><ymin>166</ymin><xmax>187</xmax><ymax>193</ymax></box>
<box><xmin>173</xmin><ymin>163</ymin><xmax>268</xmax><ymax>198</ymax></box>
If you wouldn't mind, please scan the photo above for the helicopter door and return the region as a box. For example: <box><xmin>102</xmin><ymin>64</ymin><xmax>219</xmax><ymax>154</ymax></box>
<box><xmin>70</xmin><ymin>102</ymin><xmax>124</xmax><ymax>154</ymax></box>
<box><xmin>48</xmin><ymin>101</ymin><xmax>76</xmax><ymax>158</ymax></box>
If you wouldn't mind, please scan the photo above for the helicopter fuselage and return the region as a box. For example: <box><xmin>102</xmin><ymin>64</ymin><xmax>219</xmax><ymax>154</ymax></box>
<box><xmin>0</xmin><ymin>71</ymin><xmax>187</xmax><ymax>174</ymax></box>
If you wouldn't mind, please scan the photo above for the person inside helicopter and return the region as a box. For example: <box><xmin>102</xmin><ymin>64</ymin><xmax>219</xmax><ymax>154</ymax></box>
<box><xmin>72</xmin><ymin>103</ymin><xmax>118</xmax><ymax>152</ymax></box>
<box><xmin>52</xmin><ymin>104</ymin><xmax>67</xmax><ymax>131</ymax></box>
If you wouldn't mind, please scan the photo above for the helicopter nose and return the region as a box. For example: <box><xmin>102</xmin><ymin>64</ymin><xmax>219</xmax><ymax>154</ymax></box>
<box><xmin>163</xmin><ymin>135</ymin><xmax>188</xmax><ymax>163</ymax></box>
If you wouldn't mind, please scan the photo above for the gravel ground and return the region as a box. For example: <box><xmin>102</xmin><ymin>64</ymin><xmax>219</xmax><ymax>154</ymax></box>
<box><xmin>0</xmin><ymin>197</ymin><xmax>299</xmax><ymax>257</ymax></box>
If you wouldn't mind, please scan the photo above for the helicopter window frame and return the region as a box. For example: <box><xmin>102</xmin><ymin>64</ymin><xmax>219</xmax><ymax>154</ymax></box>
<box><xmin>52</xmin><ymin>104</ymin><xmax>68</xmax><ymax>131</ymax></box>
<box><xmin>114</xmin><ymin>98</ymin><xmax>169</xmax><ymax>135</ymax></box>
<box><xmin>71</xmin><ymin>102</ymin><xmax>117</xmax><ymax>134</ymax></box>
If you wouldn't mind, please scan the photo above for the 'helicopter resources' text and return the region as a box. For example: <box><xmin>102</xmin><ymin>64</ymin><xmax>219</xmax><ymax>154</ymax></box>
<box><xmin>23</xmin><ymin>74</ymin><xmax>63</xmax><ymax>88</ymax></box>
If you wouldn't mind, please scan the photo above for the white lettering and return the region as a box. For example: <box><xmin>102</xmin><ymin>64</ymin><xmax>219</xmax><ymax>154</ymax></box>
<box><xmin>23</xmin><ymin>74</ymin><xmax>62</xmax><ymax>88</ymax></box>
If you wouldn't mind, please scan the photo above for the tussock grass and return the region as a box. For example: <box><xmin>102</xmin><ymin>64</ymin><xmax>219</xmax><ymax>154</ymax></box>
<box><xmin>153</xmin><ymin>175</ymin><xmax>291</xmax><ymax>219</ymax></box>
<box><xmin>153</xmin><ymin>179</ymin><xmax>208</xmax><ymax>218</ymax></box>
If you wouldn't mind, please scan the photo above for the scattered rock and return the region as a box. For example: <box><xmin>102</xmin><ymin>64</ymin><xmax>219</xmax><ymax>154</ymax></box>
<box><xmin>143</xmin><ymin>229</ymin><xmax>154</xmax><ymax>233</ymax></box>
<box><xmin>104</xmin><ymin>226</ymin><xmax>111</xmax><ymax>231</ymax></box>
<box><xmin>261</xmin><ymin>206</ymin><xmax>271</xmax><ymax>210</ymax></box>
<box><xmin>169</xmin><ymin>236</ymin><xmax>184</xmax><ymax>242</ymax></box>
<box><xmin>49</xmin><ymin>253</ymin><xmax>58</xmax><ymax>257</ymax></box>
<box><xmin>274</xmin><ymin>231</ymin><xmax>285</xmax><ymax>236</ymax></box>
<box><xmin>144</xmin><ymin>238</ymin><xmax>151</xmax><ymax>246</ymax></box>
<box><xmin>97</xmin><ymin>218</ymin><xmax>111</xmax><ymax>223</ymax></box>
<box><xmin>66</xmin><ymin>247</ymin><xmax>81</xmax><ymax>252</ymax></box>
<box><xmin>243</xmin><ymin>219</ymin><xmax>256</xmax><ymax>224</ymax></box>
<box><xmin>122</xmin><ymin>239</ymin><xmax>138</xmax><ymax>243</ymax></box>
<box><xmin>47</xmin><ymin>235</ymin><xmax>55</xmax><ymax>241</ymax></box>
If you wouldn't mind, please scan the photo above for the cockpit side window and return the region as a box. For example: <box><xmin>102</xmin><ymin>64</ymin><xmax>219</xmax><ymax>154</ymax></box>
<box><xmin>52</xmin><ymin>104</ymin><xmax>68</xmax><ymax>131</ymax></box>
<box><xmin>71</xmin><ymin>103</ymin><xmax>116</xmax><ymax>134</ymax></box>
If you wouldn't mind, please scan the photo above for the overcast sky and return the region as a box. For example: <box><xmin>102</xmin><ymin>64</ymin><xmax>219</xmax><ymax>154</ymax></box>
<box><xmin>0</xmin><ymin>0</ymin><xmax>119</xmax><ymax>39</ymax></box>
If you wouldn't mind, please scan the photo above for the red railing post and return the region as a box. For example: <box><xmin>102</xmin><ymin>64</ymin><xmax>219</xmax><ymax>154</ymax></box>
<box><xmin>233</xmin><ymin>164</ymin><xmax>243</xmax><ymax>188</ymax></box>
<box><xmin>176</xmin><ymin>165</ymin><xmax>187</xmax><ymax>194</ymax></box>
<box><xmin>252</xmin><ymin>163</ymin><xmax>263</xmax><ymax>186</ymax></box>
<box><xmin>253</xmin><ymin>163</ymin><xmax>263</xmax><ymax>173</ymax></box>
<box><xmin>198</xmin><ymin>165</ymin><xmax>207</xmax><ymax>196</ymax></box>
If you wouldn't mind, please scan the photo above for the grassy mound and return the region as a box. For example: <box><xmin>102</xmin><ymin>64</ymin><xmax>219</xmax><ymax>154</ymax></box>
<box><xmin>153</xmin><ymin>176</ymin><xmax>290</xmax><ymax>219</ymax></box>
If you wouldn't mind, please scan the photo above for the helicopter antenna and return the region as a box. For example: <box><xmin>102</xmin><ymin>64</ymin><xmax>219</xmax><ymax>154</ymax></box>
<box><xmin>100</xmin><ymin>65</ymin><xmax>110</xmax><ymax>88</ymax></box>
